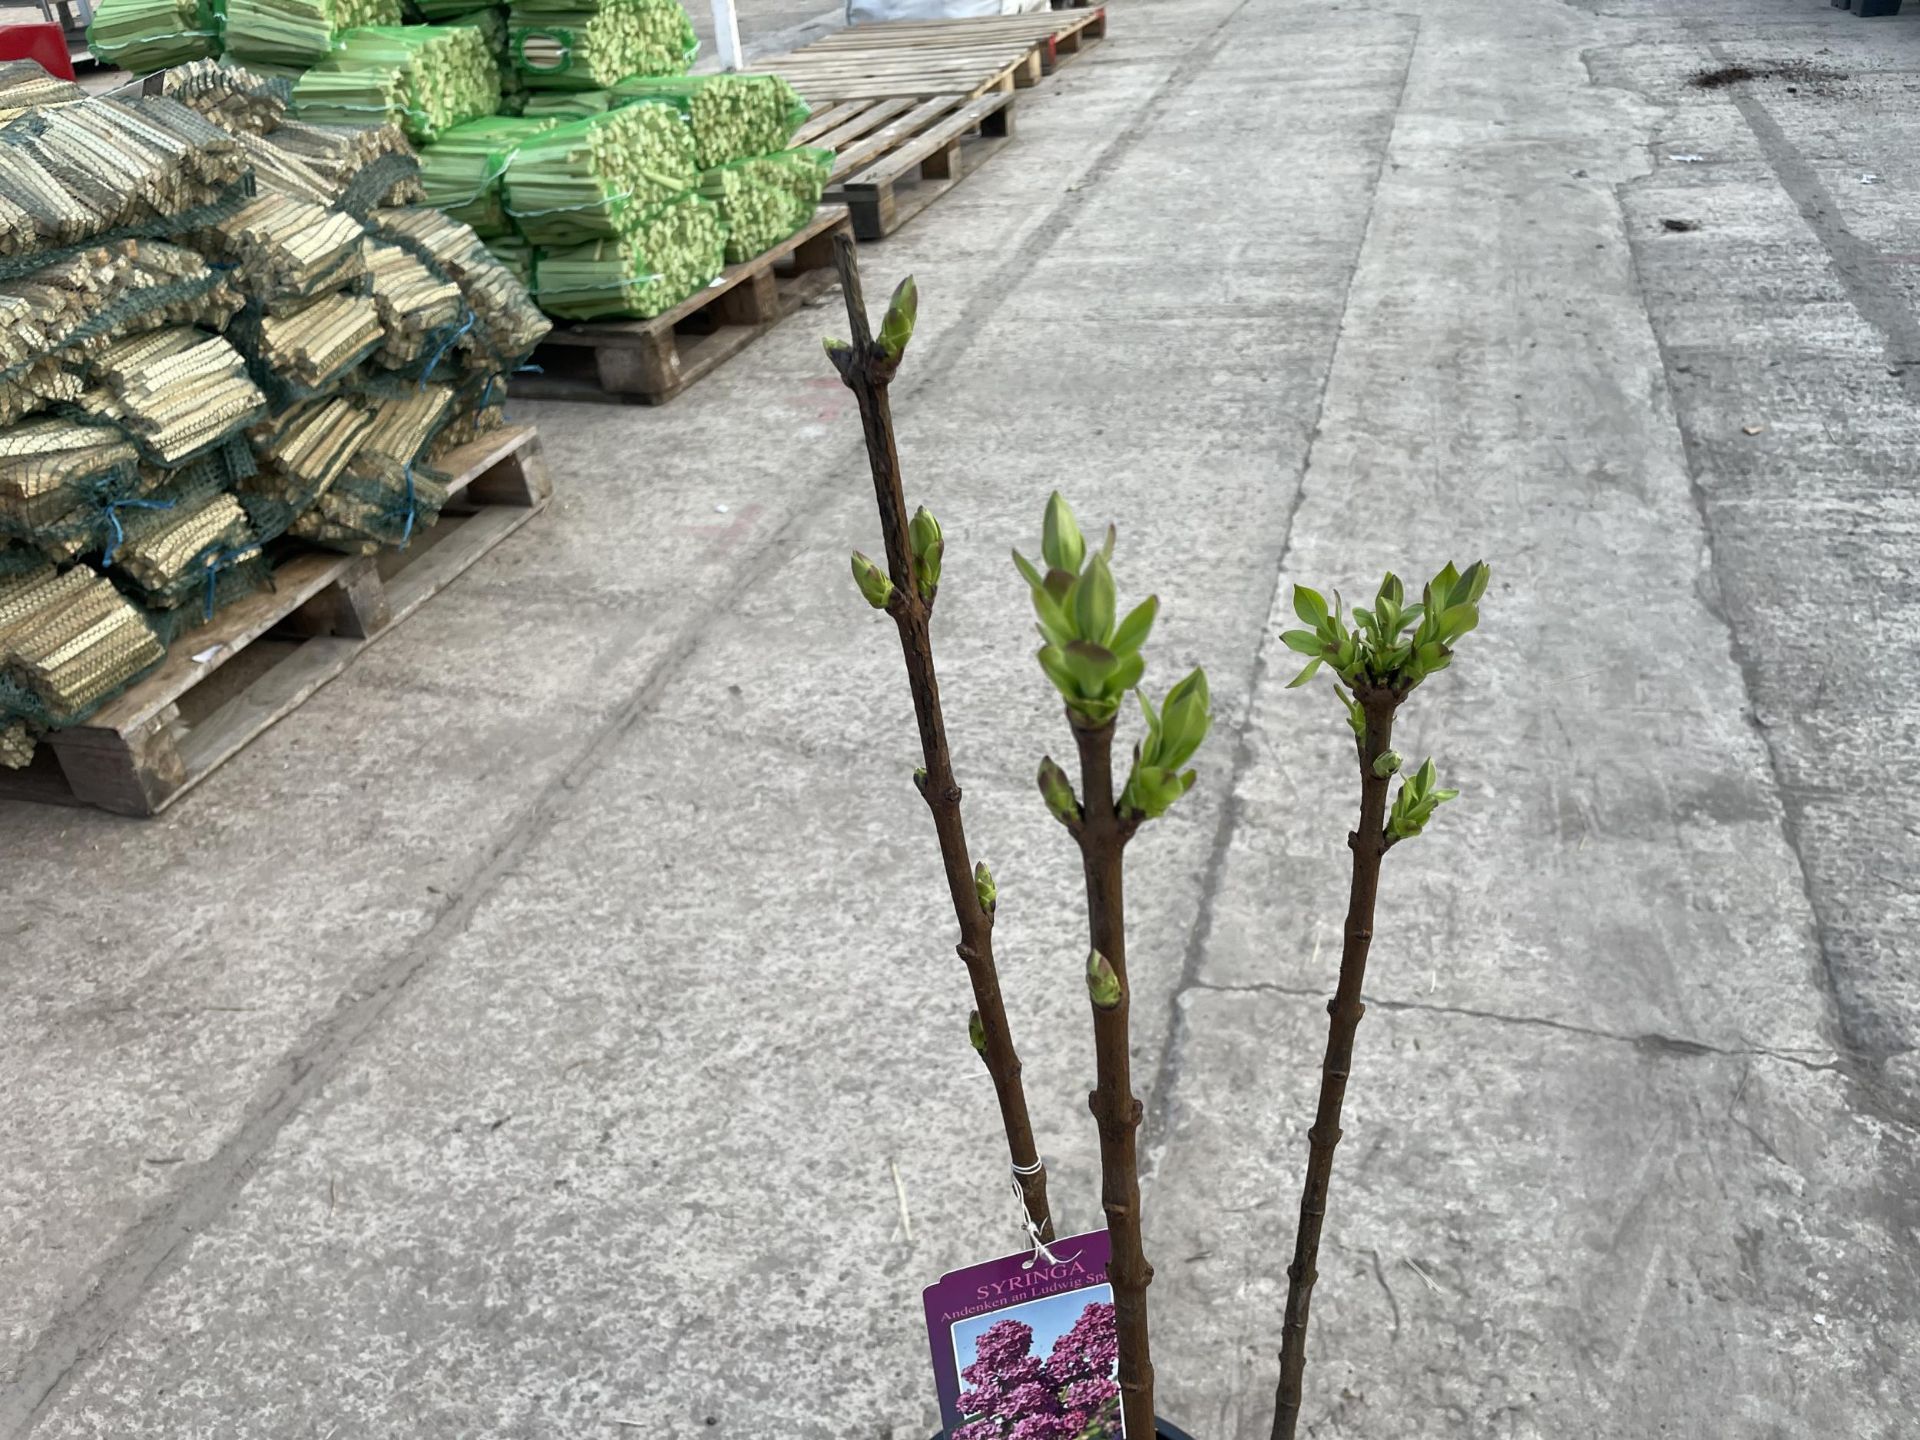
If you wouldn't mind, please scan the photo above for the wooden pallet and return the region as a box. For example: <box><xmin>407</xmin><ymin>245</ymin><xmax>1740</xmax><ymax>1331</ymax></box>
<box><xmin>0</xmin><ymin>426</ymin><xmax>551</xmax><ymax>817</ymax></box>
<box><xmin>512</xmin><ymin>206</ymin><xmax>850</xmax><ymax>404</ymax></box>
<box><xmin>798</xmin><ymin>8</ymin><xmax>1106</xmax><ymax>79</ymax></box>
<box><xmin>794</xmin><ymin>91</ymin><xmax>1017</xmax><ymax>240</ymax></box>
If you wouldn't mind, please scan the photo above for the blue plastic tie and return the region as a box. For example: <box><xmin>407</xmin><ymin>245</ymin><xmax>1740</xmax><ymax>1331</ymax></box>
<box><xmin>101</xmin><ymin>496</ymin><xmax>175</xmax><ymax>567</ymax></box>
<box><xmin>418</xmin><ymin>310</ymin><xmax>477</xmax><ymax>390</ymax></box>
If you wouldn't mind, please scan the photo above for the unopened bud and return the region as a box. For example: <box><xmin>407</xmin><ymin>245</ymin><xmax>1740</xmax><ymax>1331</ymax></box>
<box><xmin>910</xmin><ymin>505</ymin><xmax>943</xmax><ymax>598</ymax></box>
<box><xmin>913</xmin><ymin>767</ymin><xmax>928</xmax><ymax>795</ymax></box>
<box><xmin>878</xmin><ymin>275</ymin><xmax>918</xmax><ymax>364</ymax></box>
<box><xmin>1037</xmin><ymin>756</ymin><xmax>1078</xmax><ymax>825</ymax></box>
<box><xmin>1372</xmin><ymin>749</ymin><xmax>1403</xmax><ymax>778</ymax></box>
<box><xmin>974</xmin><ymin>860</ymin><xmax>996</xmax><ymax>914</ymax></box>
<box><xmin>1085</xmin><ymin>950</ymin><xmax>1122</xmax><ymax>1010</ymax></box>
<box><xmin>851</xmin><ymin>551</ymin><xmax>893</xmax><ymax>610</ymax></box>
<box><xmin>968</xmin><ymin>1009</ymin><xmax>987</xmax><ymax>1059</ymax></box>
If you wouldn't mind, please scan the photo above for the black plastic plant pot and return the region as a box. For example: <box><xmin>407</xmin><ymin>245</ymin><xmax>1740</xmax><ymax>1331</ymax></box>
<box><xmin>937</xmin><ymin>1423</ymin><xmax>1197</xmax><ymax>1440</ymax></box>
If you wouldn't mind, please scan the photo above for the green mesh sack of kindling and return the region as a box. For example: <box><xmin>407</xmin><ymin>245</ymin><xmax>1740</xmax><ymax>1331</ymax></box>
<box><xmin>531</xmin><ymin>191</ymin><xmax>722</xmax><ymax>320</ymax></box>
<box><xmin>414</xmin><ymin>114</ymin><xmax>556</xmax><ymax>236</ymax></box>
<box><xmin>697</xmin><ymin>145</ymin><xmax>830</xmax><ymax>263</ymax></box>
<box><xmin>520</xmin><ymin>88</ymin><xmax>610</xmax><ymax>120</ymax></box>
<box><xmin>509</xmin><ymin>0</ymin><xmax>697</xmax><ymax>91</ymax></box>
<box><xmin>87</xmin><ymin>0</ymin><xmax>223</xmax><ymax>75</ymax></box>
<box><xmin>500</xmin><ymin>102</ymin><xmax>694</xmax><ymax>246</ymax></box>
<box><xmin>612</xmin><ymin>73</ymin><xmax>809</xmax><ymax>170</ymax></box>
<box><xmin>291</xmin><ymin>25</ymin><xmax>501</xmax><ymax>143</ymax></box>
<box><xmin>224</xmin><ymin>0</ymin><xmax>402</xmax><ymax>67</ymax></box>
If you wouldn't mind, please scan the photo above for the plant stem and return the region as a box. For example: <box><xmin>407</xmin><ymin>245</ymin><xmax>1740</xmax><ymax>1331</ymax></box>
<box><xmin>830</xmin><ymin>233</ymin><xmax>1055</xmax><ymax>1245</ymax></box>
<box><xmin>1069</xmin><ymin>716</ymin><xmax>1155</xmax><ymax>1438</ymax></box>
<box><xmin>1270</xmin><ymin>684</ymin><xmax>1401</xmax><ymax>1440</ymax></box>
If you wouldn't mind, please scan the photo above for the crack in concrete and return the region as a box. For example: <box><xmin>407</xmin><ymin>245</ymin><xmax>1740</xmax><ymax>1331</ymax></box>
<box><xmin>1182</xmin><ymin>977</ymin><xmax>1847</xmax><ymax>1075</ymax></box>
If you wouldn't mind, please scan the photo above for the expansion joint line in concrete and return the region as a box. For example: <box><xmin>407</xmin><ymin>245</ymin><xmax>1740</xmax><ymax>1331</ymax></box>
<box><xmin>1182</xmin><ymin>979</ymin><xmax>1846</xmax><ymax>1078</ymax></box>
<box><xmin>1134</xmin><ymin>12</ymin><xmax>1422</xmax><ymax>1180</ymax></box>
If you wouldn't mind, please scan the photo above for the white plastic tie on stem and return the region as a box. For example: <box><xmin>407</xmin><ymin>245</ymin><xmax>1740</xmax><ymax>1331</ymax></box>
<box><xmin>1011</xmin><ymin>1160</ymin><xmax>1058</xmax><ymax>1271</ymax></box>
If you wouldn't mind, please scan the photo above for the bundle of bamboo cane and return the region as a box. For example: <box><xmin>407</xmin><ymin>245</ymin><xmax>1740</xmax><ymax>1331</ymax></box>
<box><xmin>368</xmin><ymin>205</ymin><xmax>550</xmax><ymax>369</ymax></box>
<box><xmin>225</xmin><ymin>0</ymin><xmax>406</xmax><ymax>67</ymax></box>
<box><xmin>256</xmin><ymin>291</ymin><xmax>387</xmax><ymax>393</ymax></box>
<box><xmin>499</xmin><ymin>101</ymin><xmax>694</xmax><ymax>246</ymax></box>
<box><xmin>697</xmin><ymin>145</ymin><xmax>831</xmax><ymax>263</ymax></box>
<box><xmin>0</xmin><ymin>62</ymin><xmax>85</xmax><ymax>120</ymax></box>
<box><xmin>414</xmin><ymin>114</ymin><xmax>556</xmax><ymax>236</ymax></box>
<box><xmin>108</xmin><ymin>487</ymin><xmax>255</xmax><ymax>607</ymax></box>
<box><xmin>158</xmin><ymin>58</ymin><xmax>293</xmax><ymax>135</ymax></box>
<box><xmin>362</xmin><ymin>238</ymin><xmax>465</xmax><ymax>365</ymax></box>
<box><xmin>245</xmin><ymin>393</ymin><xmax>378</xmax><ymax>500</ymax></box>
<box><xmin>86</xmin><ymin>328</ymin><xmax>268</xmax><ymax>467</ymax></box>
<box><xmin>290</xmin><ymin>384</ymin><xmax>452</xmax><ymax>552</ymax></box>
<box><xmin>0</xmin><ymin>417</ymin><xmax>147</xmax><ymax>560</ymax></box>
<box><xmin>508</xmin><ymin>0</ymin><xmax>697</xmax><ymax>92</ymax></box>
<box><xmin>198</xmin><ymin>195</ymin><xmax>369</xmax><ymax>311</ymax></box>
<box><xmin>86</xmin><ymin>0</ymin><xmax>222</xmax><ymax>75</ymax></box>
<box><xmin>291</xmin><ymin>25</ymin><xmax>502</xmax><ymax>143</ymax></box>
<box><xmin>532</xmin><ymin>191</ymin><xmax>723</xmax><ymax>319</ymax></box>
<box><xmin>0</xmin><ymin>562</ymin><xmax>166</xmax><ymax>727</ymax></box>
<box><xmin>613</xmin><ymin>74</ymin><xmax>809</xmax><ymax>169</ymax></box>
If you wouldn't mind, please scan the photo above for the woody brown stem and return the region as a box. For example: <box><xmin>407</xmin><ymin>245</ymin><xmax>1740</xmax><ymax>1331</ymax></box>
<box><xmin>1271</xmin><ymin>684</ymin><xmax>1401</xmax><ymax>1440</ymax></box>
<box><xmin>831</xmin><ymin>234</ymin><xmax>1054</xmax><ymax>1244</ymax></box>
<box><xmin>1069</xmin><ymin>717</ymin><xmax>1155</xmax><ymax>1438</ymax></box>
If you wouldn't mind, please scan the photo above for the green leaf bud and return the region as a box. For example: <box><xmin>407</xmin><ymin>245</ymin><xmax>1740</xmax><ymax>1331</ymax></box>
<box><xmin>1041</xmin><ymin>492</ymin><xmax>1085</xmax><ymax>575</ymax></box>
<box><xmin>878</xmin><ymin>275</ymin><xmax>918</xmax><ymax>364</ymax></box>
<box><xmin>1085</xmin><ymin>950</ymin><xmax>1123</xmax><ymax>1010</ymax></box>
<box><xmin>909</xmin><ymin>506</ymin><xmax>943</xmax><ymax>598</ymax></box>
<box><xmin>968</xmin><ymin>1009</ymin><xmax>988</xmax><ymax>1059</ymax></box>
<box><xmin>851</xmin><ymin>551</ymin><xmax>893</xmax><ymax>610</ymax></box>
<box><xmin>975</xmin><ymin>860</ymin><xmax>997</xmax><ymax>915</ymax></box>
<box><xmin>1372</xmin><ymin>749</ymin><xmax>1403</xmax><ymax>778</ymax></box>
<box><xmin>1037</xmin><ymin>755</ymin><xmax>1079</xmax><ymax>825</ymax></box>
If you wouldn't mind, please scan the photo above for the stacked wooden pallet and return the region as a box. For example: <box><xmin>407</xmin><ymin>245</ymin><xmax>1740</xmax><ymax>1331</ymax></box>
<box><xmin>0</xmin><ymin>426</ymin><xmax>551</xmax><ymax>815</ymax></box>
<box><xmin>759</xmin><ymin>6</ymin><xmax>1105</xmax><ymax>102</ymax></box>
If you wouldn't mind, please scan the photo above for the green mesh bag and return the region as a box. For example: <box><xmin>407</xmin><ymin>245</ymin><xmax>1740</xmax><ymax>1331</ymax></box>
<box><xmin>291</xmin><ymin>25</ymin><xmax>502</xmax><ymax>142</ymax></box>
<box><xmin>509</xmin><ymin>0</ymin><xmax>698</xmax><ymax>91</ymax></box>
<box><xmin>612</xmin><ymin>73</ymin><xmax>810</xmax><ymax>169</ymax></box>
<box><xmin>500</xmin><ymin>102</ymin><xmax>694</xmax><ymax>246</ymax></box>
<box><xmin>87</xmin><ymin>0</ymin><xmax>224</xmax><ymax>75</ymax></box>
<box><xmin>531</xmin><ymin>191</ymin><xmax>722</xmax><ymax>320</ymax></box>
<box><xmin>224</xmin><ymin>0</ymin><xmax>403</xmax><ymax>67</ymax></box>
<box><xmin>414</xmin><ymin>115</ymin><xmax>556</xmax><ymax>236</ymax></box>
<box><xmin>520</xmin><ymin>89</ymin><xmax>610</xmax><ymax>120</ymax></box>
<box><xmin>697</xmin><ymin>145</ymin><xmax>831</xmax><ymax>263</ymax></box>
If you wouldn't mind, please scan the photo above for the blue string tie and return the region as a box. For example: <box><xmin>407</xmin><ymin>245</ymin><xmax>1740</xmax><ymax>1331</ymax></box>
<box><xmin>101</xmin><ymin>496</ymin><xmax>176</xmax><ymax>567</ymax></box>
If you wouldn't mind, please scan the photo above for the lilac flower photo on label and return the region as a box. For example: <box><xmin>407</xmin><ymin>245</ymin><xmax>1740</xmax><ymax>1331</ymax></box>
<box><xmin>950</xmin><ymin>1293</ymin><xmax>1124</xmax><ymax>1440</ymax></box>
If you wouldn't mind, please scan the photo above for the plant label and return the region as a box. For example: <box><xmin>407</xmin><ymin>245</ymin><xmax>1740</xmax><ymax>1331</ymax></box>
<box><xmin>922</xmin><ymin>1230</ymin><xmax>1126</xmax><ymax>1440</ymax></box>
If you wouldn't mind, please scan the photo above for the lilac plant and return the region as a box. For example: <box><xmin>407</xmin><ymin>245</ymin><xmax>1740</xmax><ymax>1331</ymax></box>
<box><xmin>954</xmin><ymin>1304</ymin><xmax>1123</xmax><ymax>1440</ymax></box>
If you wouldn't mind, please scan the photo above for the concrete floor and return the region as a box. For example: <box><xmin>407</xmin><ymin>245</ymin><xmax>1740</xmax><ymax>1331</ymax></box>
<box><xmin>5</xmin><ymin>0</ymin><xmax>1920</xmax><ymax>1435</ymax></box>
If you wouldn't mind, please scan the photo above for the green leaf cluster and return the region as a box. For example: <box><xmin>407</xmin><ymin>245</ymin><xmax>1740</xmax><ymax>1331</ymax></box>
<box><xmin>1388</xmin><ymin>758</ymin><xmax>1459</xmax><ymax>841</ymax></box>
<box><xmin>1120</xmin><ymin>669</ymin><xmax>1211</xmax><ymax>819</ymax></box>
<box><xmin>1282</xmin><ymin>562</ymin><xmax>1489</xmax><ymax>692</ymax></box>
<box><xmin>1012</xmin><ymin>493</ymin><xmax>1158</xmax><ymax>726</ymax></box>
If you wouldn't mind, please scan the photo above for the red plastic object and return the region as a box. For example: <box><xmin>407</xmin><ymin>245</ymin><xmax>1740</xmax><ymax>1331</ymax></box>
<box><xmin>0</xmin><ymin>24</ymin><xmax>77</xmax><ymax>82</ymax></box>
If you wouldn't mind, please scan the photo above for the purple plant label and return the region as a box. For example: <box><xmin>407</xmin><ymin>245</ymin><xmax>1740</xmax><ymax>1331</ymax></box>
<box><xmin>922</xmin><ymin>1230</ymin><xmax>1125</xmax><ymax>1440</ymax></box>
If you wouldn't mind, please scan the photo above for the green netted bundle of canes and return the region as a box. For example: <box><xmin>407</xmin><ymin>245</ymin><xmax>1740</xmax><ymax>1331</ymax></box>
<box><xmin>521</xmin><ymin>89</ymin><xmax>609</xmax><ymax>119</ymax></box>
<box><xmin>484</xmin><ymin>234</ymin><xmax>532</xmax><ymax>287</ymax></box>
<box><xmin>224</xmin><ymin>0</ymin><xmax>403</xmax><ymax>67</ymax></box>
<box><xmin>612</xmin><ymin>73</ymin><xmax>808</xmax><ymax>169</ymax></box>
<box><xmin>698</xmin><ymin>145</ymin><xmax>831</xmax><ymax>262</ymax></box>
<box><xmin>415</xmin><ymin>114</ymin><xmax>555</xmax><ymax>236</ymax></box>
<box><xmin>532</xmin><ymin>191</ymin><xmax>722</xmax><ymax>319</ymax></box>
<box><xmin>86</xmin><ymin>0</ymin><xmax>222</xmax><ymax>75</ymax></box>
<box><xmin>509</xmin><ymin>0</ymin><xmax>697</xmax><ymax>92</ymax></box>
<box><xmin>291</xmin><ymin>25</ymin><xmax>501</xmax><ymax>142</ymax></box>
<box><xmin>500</xmin><ymin>102</ymin><xmax>693</xmax><ymax>246</ymax></box>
